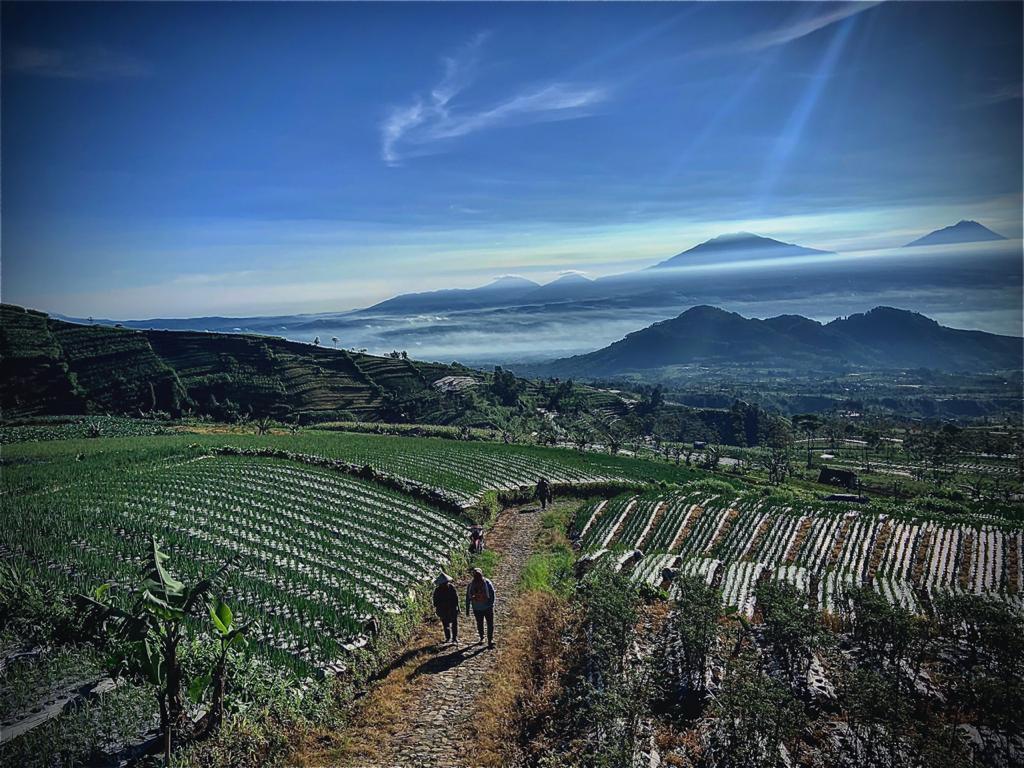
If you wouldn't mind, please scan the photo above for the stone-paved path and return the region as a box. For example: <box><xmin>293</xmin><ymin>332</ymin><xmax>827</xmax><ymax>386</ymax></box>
<box><xmin>303</xmin><ymin>504</ymin><xmax>543</xmax><ymax>768</ymax></box>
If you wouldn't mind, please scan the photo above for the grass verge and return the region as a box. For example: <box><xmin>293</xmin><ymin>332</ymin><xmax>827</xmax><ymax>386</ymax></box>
<box><xmin>466</xmin><ymin>500</ymin><xmax>583</xmax><ymax>766</ymax></box>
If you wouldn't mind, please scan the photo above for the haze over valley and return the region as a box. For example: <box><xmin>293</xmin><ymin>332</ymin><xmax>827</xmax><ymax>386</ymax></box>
<box><xmin>66</xmin><ymin>224</ymin><xmax>1023</xmax><ymax>365</ymax></box>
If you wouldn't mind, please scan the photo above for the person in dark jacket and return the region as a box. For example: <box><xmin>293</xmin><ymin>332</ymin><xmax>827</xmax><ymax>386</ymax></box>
<box><xmin>535</xmin><ymin>477</ymin><xmax>552</xmax><ymax>509</ymax></box>
<box><xmin>432</xmin><ymin>573</ymin><xmax>459</xmax><ymax>645</ymax></box>
<box><xmin>465</xmin><ymin>567</ymin><xmax>496</xmax><ymax>648</ymax></box>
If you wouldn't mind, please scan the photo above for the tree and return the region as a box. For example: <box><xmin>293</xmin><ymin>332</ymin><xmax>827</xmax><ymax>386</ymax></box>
<box><xmin>571</xmin><ymin>426</ymin><xmax>591</xmax><ymax>452</ymax></box>
<box><xmin>254</xmin><ymin>416</ymin><xmax>272</xmax><ymax>435</ymax></box>
<box><xmin>331</xmin><ymin>336</ymin><xmax>339</xmax><ymax>348</ymax></box>
<box><xmin>847</xmin><ymin>586</ymin><xmax>932</xmax><ymax>678</ymax></box>
<box><xmin>491</xmin><ymin>412</ymin><xmax>526</xmax><ymax>444</ymax></box>
<box><xmin>603</xmin><ymin>421</ymin><xmax>631</xmax><ymax>455</ymax></box>
<box><xmin>840</xmin><ymin>667</ymin><xmax>912</xmax><ymax>767</ymax></box>
<box><xmin>906</xmin><ymin>425</ymin><xmax>961</xmax><ymax>485</ymax></box>
<box><xmin>312</xmin><ymin>336</ymin><xmax>320</xmax><ymax>347</ymax></box>
<box><xmin>535</xmin><ymin>421</ymin><xmax>559</xmax><ymax>447</ymax></box>
<box><xmin>490</xmin><ymin>366</ymin><xmax>524</xmax><ymax>406</ymax></box>
<box><xmin>823</xmin><ymin>416</ymin><xmax>846</xmax><ymax>449</ymax></box>
<box><xmin>792</xmin><ymin>413</ymin><xmax>823</xmax><ymax>468</ymax></box>
<box><xmin>861</xmin><ymin>428</ymin><xmax>882</xmax><ymax>472</ymax></box>
<box><xmin>205</xmin><ymin>600</ymin><xmax>247</xmax><ymax>731</ymax></box>
<box><xmin>636</xmin><ymin>384</ymin><xmax>664</xmax><ymax>415</ymax></box>
<box><xmin>701</xmin><ymin>442</ymin><xmax>721</xmax><ymax>471</ymax></box>
<box><xmin>546</xmin><ymin>378</ymin><xmax>579</xmax><ymax>414</ymax></box>
<box><xmin>758</xmin><ymin>420</ymin><xmax>793</xmax><ymax>485</ymax></box>
<box><xmin>681</xmin><ymin>444</ymin><xmax>696</xmax><ymax>466</ymax></box>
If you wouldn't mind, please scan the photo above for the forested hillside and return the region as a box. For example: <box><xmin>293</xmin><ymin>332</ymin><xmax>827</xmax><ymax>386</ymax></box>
<box><xmin>0</xmin><ymin>304</ymin><xmax>465</xmax><ymax>422</ymax></box>
<box><xmin>0</xmin><ymin>304</ymin><xmax>792</xmax><ymax>447</ymax></box>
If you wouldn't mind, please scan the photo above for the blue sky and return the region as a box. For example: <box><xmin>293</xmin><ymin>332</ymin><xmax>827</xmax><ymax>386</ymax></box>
<box><xmin>2</xmin><ymin>1</ymin><xmax>1021</xmax><ymax>318</ymax></box>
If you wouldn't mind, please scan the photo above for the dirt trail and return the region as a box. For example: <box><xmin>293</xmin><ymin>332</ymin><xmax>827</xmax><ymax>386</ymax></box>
<box><xmin>296</xmin><ymin>503</ymin><xmax>544</xmax><ymax>768</ymax></box>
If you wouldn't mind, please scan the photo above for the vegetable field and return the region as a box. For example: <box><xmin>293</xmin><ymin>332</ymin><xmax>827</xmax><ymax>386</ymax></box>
<box><xmin>5</xmin><ymin>455</ymin><xmax>465</xmax><ymax>671</ymax></box>
<box><xmin>1</xmin><ymin>430</ymin><xmax>690</xmax><ymax>672</ymax></box>
<box><xmin>4</xmin><ymin>429</ymin><xmax>694</xmax><ymax>505</ymax></box>
<box><xmin>575</xmin><ymin>489</ymin><xmax>1024</xmax><ymax>619</ymax></box>
<box><xmin>199</xmin><ymin>431</ymin><xmax>688</xmax><ymax>504</ymax></box>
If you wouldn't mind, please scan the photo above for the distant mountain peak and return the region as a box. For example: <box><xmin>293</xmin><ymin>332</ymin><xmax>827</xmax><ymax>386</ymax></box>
<box><xmin>707</xmin><ymin>231</ymin><xmax>758</xmax><ymax>243</ymax></box>
<box><xmin>904</xmin><ymin>220</ymin><xmax>1007</xmax><ymax>247</ymax></box>
<box><xmin>678</xmin><ymin>304</ymin><xmax>734</xmax><ymax>317</ymax></box>
<box><xmin>480</xmin><ymin>275</ymin><xmax>540</xmax><ymax>290</ymax></box>
<box><xmin>549</xmin><ymin>271</ymin><xmax>592</xmax><ymax>285</ymax></box>
<box><xmin>649</xmin><ymin>232</ymin><xmax>833</xmax><ymax>269</ymax></box>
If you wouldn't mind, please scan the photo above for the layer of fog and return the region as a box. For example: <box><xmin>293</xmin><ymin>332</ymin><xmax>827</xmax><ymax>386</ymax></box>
<box><xmin>268</xmin><ymin>241</ymin><xmax>1022</xmax><ymax>364</ymax></box>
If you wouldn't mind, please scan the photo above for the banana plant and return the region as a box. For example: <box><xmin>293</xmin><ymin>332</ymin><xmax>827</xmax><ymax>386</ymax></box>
<box><xmin>190</xmin><ymin>599</ymin><xmax>249</xmax><ymax>732</ymax></box>
<box><xmin>76</xmin><ymin>537</ymin><xmax>234</xmax><ymax>764</ymax></box>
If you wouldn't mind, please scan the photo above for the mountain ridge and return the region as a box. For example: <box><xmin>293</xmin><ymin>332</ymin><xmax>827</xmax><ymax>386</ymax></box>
<box><xmin>529</xmin><ymin>305</ymin><xmax>1022</xmax><ymax>377</ymax></box>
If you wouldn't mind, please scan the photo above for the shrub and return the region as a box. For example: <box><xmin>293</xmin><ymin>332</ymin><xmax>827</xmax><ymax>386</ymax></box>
<box><xmin>663</xmin><ymin>575</ymin><xmax>722</xmax><ymax>703</ymax></box>
<box><xmin>755</xmin><ymin>580</ymin><xmax>828</xmax><ymax>685</ymax></box>
<box><xmin>687</xmin><ymin>478</ymin><xmax>740</xmax><ymax>496</ymax></box>
<box><xmin>704</xmin><ymin>653</ymin><xmax>806</xmax><ymax>768</ymax></box>
<box><xmin>472</xmin><ymin>490</ymin><xmax>501</xmax><ymax>525</ymax></box>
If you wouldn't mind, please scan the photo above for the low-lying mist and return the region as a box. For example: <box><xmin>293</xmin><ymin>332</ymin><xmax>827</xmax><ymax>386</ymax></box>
<box><xmin>274</xmin><ymin>242</ymin><xmax>1023</xmax><ymax>365</ymax></box>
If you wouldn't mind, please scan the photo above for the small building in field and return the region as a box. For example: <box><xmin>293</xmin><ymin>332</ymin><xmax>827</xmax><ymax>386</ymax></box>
<box><xmin>818</xmin><ymin>466</ymin><xmax>858</xmax><ymax>490</ymax></box>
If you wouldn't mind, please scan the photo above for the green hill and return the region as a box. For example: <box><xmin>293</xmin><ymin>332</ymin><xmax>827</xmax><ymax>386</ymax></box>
<box><xmin>535</xmin><ymin>305</ymin><xmax>1022</xmax><ymax>378</ymax></box>
<box><xmin>0</xmin><ymin>304</ymin><xmax>470</xmax><ymax>422</ymax></box>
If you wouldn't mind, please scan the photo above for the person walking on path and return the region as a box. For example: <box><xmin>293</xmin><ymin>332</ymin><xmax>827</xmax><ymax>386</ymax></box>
<box><xmin>535</xmin><ymin>477</ymin><xmax>552</xmax><ymax>510</ymax></box>
<box><xmin>432</xmin><ymin>573</ymin><xmax>459</xmax><ymax>646</ymax></box>
<box><xmin>465</xmin><ymin>567</ymin><xmax>496</xmax><ymax>648</ymax></box>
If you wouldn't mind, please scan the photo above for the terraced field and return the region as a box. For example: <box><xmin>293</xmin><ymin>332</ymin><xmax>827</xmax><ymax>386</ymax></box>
<box><xmin>4</xmin><ymin>455</ymin><xmax>465</xmax><ymax>671</ymax></box>
<box><xmin>2</xmin><ymin>431</ymin><xmax>693</xmax><ymax>667</ymax></box>
<box><xmin>575</xmin><ymin>488</ymin><xmax>1024</xmax><ymax>618</ymax></box>
<box><xmin>0</xmin><ymin>305</ymin><xmax>84</xmax><ymax>415</ymax></box>
<box><xmin>0</xmin><ymin>303</ymin><xmax>483</xmax><ymax>421</ymax></box>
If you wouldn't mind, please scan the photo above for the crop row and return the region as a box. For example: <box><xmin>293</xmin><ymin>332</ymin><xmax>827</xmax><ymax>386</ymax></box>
<box><xmin>582</xmin><ymin>488</ymin><xmax>1023</xmax><ymax>617</ymax></box>
<box><xmin>3</xmin><ymin>456</ymin><xmax>464</xmax><ymax>670</ymax></box>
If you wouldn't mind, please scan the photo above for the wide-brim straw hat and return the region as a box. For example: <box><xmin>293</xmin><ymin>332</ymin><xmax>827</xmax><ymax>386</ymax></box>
<box><xmin>435</xmin><ymin>573</ymin><xmax>451</xmax><ymax>586</ymax></box>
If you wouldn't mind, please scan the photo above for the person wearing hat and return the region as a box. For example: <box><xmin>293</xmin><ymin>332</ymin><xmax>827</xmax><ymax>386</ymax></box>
<box><xmin>432</xmin><ymin>572</ymin><xmax>459</xmax><ymax>646</ymax></box>
<box><xmin>466</xmin><ymin>567</ymin><xmax>496</xmax><ymax>648</ymax></box>
<box><xmin>535</xmin><ymin>477</ymin><xmax>552</xmax><ymax>510</ymax></box>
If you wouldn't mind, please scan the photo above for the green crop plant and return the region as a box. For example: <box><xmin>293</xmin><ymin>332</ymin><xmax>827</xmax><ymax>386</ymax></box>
<box><xmin>76</xmin><ymin>538</ymin><xmax>241</xmax><ymax>763</ymax></box>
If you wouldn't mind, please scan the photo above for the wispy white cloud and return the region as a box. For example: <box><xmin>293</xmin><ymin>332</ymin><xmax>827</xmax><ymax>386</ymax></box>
<box><xmin>7</xmin><ymin>45</ymin><xmax>150</xmax><ymax>79</ymax></box>
<box><xmin>707</xmin><ymin>2</ymin><xmax>881</xmax><ymax>55</ymax></box>
<box><xmin>966</xmin><ymin>81</ymin><xmax>1023</xmax><ymax>107</ymax></box>
<box><xmin>381</xmin><ymin>33</ymin><xmax>608</xmax><ymax>165</ymax></box>
<box><xmin>449</xmin><ymin>204</ymin><xmax>484</xmax><ymax>215</ymax></box>
<box><xmin>170</xmin><ymin>270</ymin><xmax>257</xmax><ymax>286</ymax></box>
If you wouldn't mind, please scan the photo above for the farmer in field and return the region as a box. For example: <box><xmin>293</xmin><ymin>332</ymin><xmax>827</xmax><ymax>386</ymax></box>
<box><xmin>466</xmin><ymin>567</ymin><xmax>496</xmax><ymax>648</ymax></box>
<box><xmin>535</xmin><ymin>476</ymin><xmax>552</xmax><ymax>509</ymax></box>
<box><xmin>432</xmin><ymin>573</ymin><xmax>459</xmax><ymax>646</ymax></box>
